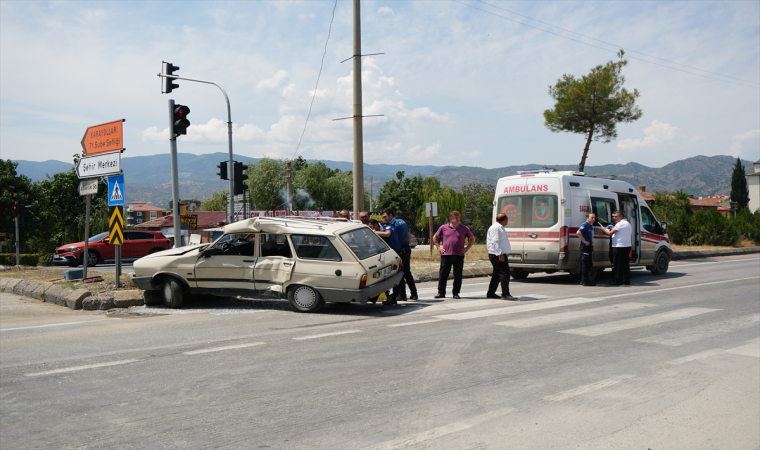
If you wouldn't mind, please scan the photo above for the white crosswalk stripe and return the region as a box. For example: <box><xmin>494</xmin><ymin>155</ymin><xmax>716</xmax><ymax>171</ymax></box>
<box><xmin>493</xmin><ymin>303</ymin><xmax>656</xmax><ymax>328</ymax></box>
<box><xmin>559</xmin><ymin>308</ymin><xmax>720</xmax><ymax>337</ymax></box>
<box><xmin>434</xmin><ymin>297</ymin><xmax>600</xmax><ymax>321</ymax></box>
<box><xmin>635</xmin><ymin>313</ymin><xmax>760</xmax><ymax>346</ymax></box>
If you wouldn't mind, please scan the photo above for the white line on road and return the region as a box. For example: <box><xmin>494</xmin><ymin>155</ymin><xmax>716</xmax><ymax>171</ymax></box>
<box><xmin>602</xmin><ymin>276</ymin><xmax>760</xmax><ymax>300</ymax></box>
<box><xmin>560</xmin><ymin>308</ymin><xmax>720</xmax><ymax>337</ymax></box>
<box><xmin>371</xmin><ymin>407</ymin><xmax>515</xmax><ymax>450</ymax></box>
<box><xmin>293</xmin><ymin>330</ymin><xmax>361</xmax><ymax>340</ymax></box>
<box><xmin>544</xmin><ymin>374</ymin><xmax>634</xmax><ymax>401</ymax></box>
<box><xmin>667</xmin><ymin>349</ymin><xmax>726</xmax><ymax>365</ymax></box>
<box><xmin>1</xmin><ymin>319</ymin><xmax>114</xmax><ymax>332</ymax></box>
<box><xmin>184</xmin><ymin>342</ymin><xmax>265</xmax><ymax>355</ymax></box>
<box><xmin>726</xmin><ymin>338</ymin><xmax>760</xmax><ymax>358</ymax></box>
<box><xmin>26</xmin><ymin>359</ymin><xmax>139</xmax><ymax>377</ymax></box>
<box><xmin>672</xmin><ymin>257</ymin><xmax>760</xmax><ymax>268</ymax></box>
<box><xmin>434</xmin><ymin>297</ymin><xmax>600</xmax><ymax>321</ymax></box>
<box><xmin>494</xmin><ymin>303</ymin><xmax>656</xmax><ymax>328</ymax></box>
<box><xmin>387</xmin><ymin>319</ymin><xmax>442</xmax><ymax>328</ymax></box>
<box><xmin>636</xmin><ymin>314</ymin><xmax>760</xmax><ymax>346</ymax></box>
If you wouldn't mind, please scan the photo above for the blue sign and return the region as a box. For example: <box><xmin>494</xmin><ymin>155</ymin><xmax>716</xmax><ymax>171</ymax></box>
<box><xmin>108</xmin><ymin>174</ymin><xmax>125</xmax><ymax>206</ymax></box>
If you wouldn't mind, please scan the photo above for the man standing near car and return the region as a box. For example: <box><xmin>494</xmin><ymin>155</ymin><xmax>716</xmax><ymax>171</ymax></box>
<box><xmin>382</xmin><ymin>209</ymin><xmax>418</xmax><ymax>301</ymax></box>
<box><xmin>576</xmin><ymin>212</ymin><xmax>597</xmax><ymax>286</ymax></box>
<box><xmin>486</xmin><ymin>213</ymin><xmax>517</xmax><ymax>300</ymax></box>
<box><xmin>369</xmin><ymin>219</ymin><xmax>402</xmax><ymax>305</ymax></box>
<box><xmin>433</xmin><ymin>211</ymin><xmax>475</xmax><ymax>299</ymax></box>
<box><xmin>601</xmin><ymin>210</ymin><xmax>632</xmax><ymax>285</ymax></box>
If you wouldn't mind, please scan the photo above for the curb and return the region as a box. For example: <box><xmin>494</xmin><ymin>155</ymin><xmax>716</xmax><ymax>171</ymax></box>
<box><xmin>410</xmin><ymin>246</ymin><xmax>760</xmax><ymax>283</ymax></box>
<box><xmin>0</xmin><ymin>279</ymin><xmax>143</xmax><ymax>310</ymax></box>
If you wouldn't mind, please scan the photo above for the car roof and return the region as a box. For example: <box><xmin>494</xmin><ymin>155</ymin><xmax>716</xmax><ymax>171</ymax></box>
<box><xmin>223</xmin><ymin>217</ymin><xmax>364</xmax><ymax>236</ymax></box>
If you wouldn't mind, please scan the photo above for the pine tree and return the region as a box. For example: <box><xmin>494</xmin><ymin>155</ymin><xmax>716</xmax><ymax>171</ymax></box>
<box><xmin>730</xmin><ymin>157</ymin><xmax>749</xmax><ymax>210</ymax></box>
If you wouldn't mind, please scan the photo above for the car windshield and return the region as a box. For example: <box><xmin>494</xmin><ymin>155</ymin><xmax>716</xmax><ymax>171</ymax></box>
<box><xmin>89</xmin><ymin>232</ymin><xmax>109</xmax><ymax>242</ymax></box>
<box><xmin>340</xmin><ymin>228</ymin><xmax>389</xmax><ymax>260</ymax></box>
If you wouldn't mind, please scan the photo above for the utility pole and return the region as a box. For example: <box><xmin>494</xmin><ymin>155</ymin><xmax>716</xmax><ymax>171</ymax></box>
<box><xmin>352</xmin><ymin>0</ymin><xmax>364</xmax><ymax>219</ymax></box>
<box><xmin>286</xmin><ymin>160</ymin><xmax>293</xmax><ymax>214</ymax></box>
<box><xmin>370</xmin><ymin>176</ymin><xmax>373</xmax><ymax>211</ymax></box>
<box><xmin>168</xmin><ymin>99</ymin><xmax>182</xmax><ymax>248</ymax></box>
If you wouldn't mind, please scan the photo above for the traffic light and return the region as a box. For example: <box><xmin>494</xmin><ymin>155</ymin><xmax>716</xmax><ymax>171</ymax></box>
<box><xmin>233</xmin><ymin>161</ymin><xmax>248</xmax><ymax>195</ymax></box>
<box><xmin>20</xmin><ymin>205</ymin><xmax>32</xmax><ymax>226</ymax></box>
<box><xmin>217</xmin><ymin>161</ymin><xmax>228</xmax><ymax>180</ymax></box>
<box><xmin>11</xmin><ymin>201</ymin><xmax>19</xmax><ymax>218</ymax></box>
<box><xmin>165</xmin><ymin>62</ymin><xmax>180</xmax><ymax>94</ymax></box>
<box><xmin>173</xmin><ymin>104</ymin><xmax>190</xmax><ymax>137</ymax></box>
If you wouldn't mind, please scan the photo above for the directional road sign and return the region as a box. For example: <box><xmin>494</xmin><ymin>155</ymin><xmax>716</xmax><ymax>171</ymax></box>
<box><xmin>76</xmin><ymin>152</ymin><xmax>121</xmax><ymax>179</ymax></box>
<box><xmin>108</xmin><ymin>175</ymin><xmax>125</xmax><ymax>206</ymax></box>
<box><xmin>79</xmin><ymin>179</ymin><xmax>99</xmax><ymax>196</ymax></box>
<box><xmin>109</xmin><ymin>206</ymin><xmax>124</xmax><ymax>245</ymax></box>
<box><xmin>81</xmin><ymin>119</ymin><xmax>124</xmax><ymax>156</ymax></box>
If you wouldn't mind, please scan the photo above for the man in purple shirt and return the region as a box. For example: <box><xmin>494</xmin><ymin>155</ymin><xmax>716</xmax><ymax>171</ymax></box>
<box><xmin>432</xmin><ymin>211</ymin><xmax>475</xmax><ymax>299</ymax></box>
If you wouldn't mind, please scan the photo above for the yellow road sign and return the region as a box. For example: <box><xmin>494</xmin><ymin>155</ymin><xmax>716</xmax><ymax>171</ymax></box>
<box><xmin>109</xmin><ymin>206</ymin><xmax>124</xmax><ymax>245</ymax></box>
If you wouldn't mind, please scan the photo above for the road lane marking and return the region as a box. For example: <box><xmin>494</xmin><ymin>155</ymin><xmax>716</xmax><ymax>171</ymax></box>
<box><xmin>25</xmin><ymin>359</ymin><xmax>139</xmax><ymax>377</ymax></box>
<box><xmin>387</xmin><ymin>319</ymin><xmax>442</xmax><ymax>328</ymax></box>
<box><xmin>408</xmin><ymin>299</ymin><xmax>506</xmax><ymax>313</ymax></box>
<box><xmin>636</xmin><ymin>314</ymin><xmax>760</xmax><ymax>346</ymax></box>
<box><xmin>494</xmin><ymin>303</ymin><xmax>656</xmax><ymax>328</ymax></box>
<box><xmin>293</xmin><ymin>330</ymin><xmax>361</xmax><ymax>340</ymax></box>
<box><xmin>371</xmin><ymin>407</ymin><xmax>515</xmax><ymax>450</ymax></box>
<box><xmin>1</xmin><ymin>319</ymin><xmax>114</xmax><ymax>332</ymax></box>
<box><xmin>673</xmin><ymin>257</ymin><xmax>760</xmax><ymax>268</ymax></box>
<box><xmin>559</xmin><ymin>308</ymin><xmax>720</xmax><ymax>337</ymax></box>
<box><xmin>184</xmin><ymin>342</ymin><xmax>265</xmax><ymax>355</ymax></box>
<box><xmin>434</xmin><ymin>297</ymin><xmax>599</xmax><ymax>321</ymax></box>
<box><xmin>668</xmin><ymin>349</ymin><xmax>726</xmax><ymax>365</ymax></box>
<box><xmin>544</xmin><ymin>374</ymin><xmax>634</xmax><ymax>401</ymax></box>
<box><xmin>601</xmin><ymin>276</ymin><xmax>760</xmax><ymax>300</ymax></box>
<box><xmin>726</xmin><ymin>338</ymin><xmax>760</xmax><ymax>358</ymax></box>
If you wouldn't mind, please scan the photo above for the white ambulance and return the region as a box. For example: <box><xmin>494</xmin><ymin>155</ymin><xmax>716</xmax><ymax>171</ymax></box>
<box><xmin>492</xmin><ymin>169</ymin><xmax>672</xmax><ymax>281</ymax></box>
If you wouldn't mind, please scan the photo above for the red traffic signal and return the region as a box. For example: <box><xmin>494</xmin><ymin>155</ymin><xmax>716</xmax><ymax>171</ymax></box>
<box><xmin>12</xmin><ymin>201</ymin><xmax>20</xmax><ymax>218</ymax></box>
<box><xmin>173</xmin><ymin>104</ymin><xmax>190</xmax><ymax>136</ymax></box>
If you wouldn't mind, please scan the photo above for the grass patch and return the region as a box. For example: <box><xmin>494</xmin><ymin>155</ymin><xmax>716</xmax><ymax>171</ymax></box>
<box><xmin>0</xmin><ymin>268</ymin><xmax>136</xmax><ymax>293</ymax></box>
<box><xmin>410</xmin><ymin>244</ymin><xmax>492</xmax><ymax>273</ymax></box>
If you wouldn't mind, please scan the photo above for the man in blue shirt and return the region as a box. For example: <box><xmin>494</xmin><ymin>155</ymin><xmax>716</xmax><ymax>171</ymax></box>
<box><xmin>382</xmin><ymin>209</ymin><xmax>418</xmax><ymax>301</ymax></box>
<box><xmin>369</xmin><ymin>219</ymin><xmax>402</xmax><ymax>305</ymax></box>
<box><xmin>576</xmin><ymin>212</ymin><xmax>596</xmax><ymax>286</ymax></box>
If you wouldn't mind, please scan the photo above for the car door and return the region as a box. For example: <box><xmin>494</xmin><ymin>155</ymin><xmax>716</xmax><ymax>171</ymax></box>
<box><xmin>639</xmin><ymin>205</ymin><xmax>663</xmax><ymax>264</ymax></box>
<box><xmin>588</xmin><ymin>190</ymin><xmax>619</xmax><ymax>267</ymax></box>
<box><xmin>193</xmin><ymin>234</ymin><xmax>256</xmax><ymax>292</ymax></box>
<box><xmin>253</xmin><ymin>233</ymin><xmax>294</xmax><ymax>295</ymax></box>
<box><xmin>617</xmin><ymin>193</ymin><xmax>640</xmax><ymax>264</ymax></box>
<box><xmin>121</xmin><ymin>231</ymin><xmax>137</xmax><ymax>258</ymax></box>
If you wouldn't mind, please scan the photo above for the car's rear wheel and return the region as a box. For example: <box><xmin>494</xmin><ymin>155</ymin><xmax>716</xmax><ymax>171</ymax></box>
<box><xmin>511</xmin><ymin>270</ymin><xmax>530</xmax><ymax>280</ymax></box>
<box><xmin>161</xmin><ymin>279</ymin><xmax>184</xmax><ymax>308</ymax></box>
<box><xmin>288</xmin><ymin>285</ymin><xmax>324</xmax><ymax>313</ymax></box>
<box><xmin>143</xmin><ymin>289</ymin><xmax>163</xmax><ymax>306</ymax></box>
<box><xmin>650</xmin><ymin>251</ymin><xmax>670</xmax><ymax>275</ymax></box>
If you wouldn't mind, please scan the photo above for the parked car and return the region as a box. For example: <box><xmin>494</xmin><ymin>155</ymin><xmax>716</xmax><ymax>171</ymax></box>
<box><xmin>132</xmin><ymin>217</ymin><xmax>403</xmax><ymax>313</ymax></box>
<box><xmin>53</xmin><ymin>230</ymin><xmax>171</xmax><ymax>267</ymax></box>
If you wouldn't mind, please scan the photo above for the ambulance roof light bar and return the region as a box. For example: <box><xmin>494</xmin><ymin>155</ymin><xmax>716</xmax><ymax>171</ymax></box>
<box><xmin>516</xmin><ymin>169</ymin><xmax>553</xmax><ymax>175</ymax></box>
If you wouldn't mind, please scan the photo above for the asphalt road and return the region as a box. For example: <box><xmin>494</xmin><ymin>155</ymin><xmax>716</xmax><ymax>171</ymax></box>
<box><xmin>1</xmin><ymin>255</ymin><xmax>759</xmax><ymax>449</ymax></box>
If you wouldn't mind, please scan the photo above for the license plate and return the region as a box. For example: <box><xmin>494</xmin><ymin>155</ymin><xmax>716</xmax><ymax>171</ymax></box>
<box><xmin>377</xmin><ymin>265</ymin><xmax>393</xmax><ymax>278</ymax></box>
<box><xmin>508</xmin><ymin>253</ymin><xmax>522</xmax><ymax>261</ymax></box>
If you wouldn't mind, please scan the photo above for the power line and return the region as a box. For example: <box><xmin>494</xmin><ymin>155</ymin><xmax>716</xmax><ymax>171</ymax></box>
<box><xmin>453</xmin><ymin>0</ymin><xmax>760</xmax><ymax>89</ymax></box>
<box><xmin>476</xmin><ymin>0</ymin><xmax>759</xmax><ymax>85</ymax></box>
<box><xmin>292</xmin><ymin>0</ymin><xmax>339</xmax><ymax>159</ymax></box>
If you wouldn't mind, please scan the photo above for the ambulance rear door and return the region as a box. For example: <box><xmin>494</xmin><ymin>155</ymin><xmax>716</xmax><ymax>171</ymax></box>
<box><xmin>495</xmin><ymin>178</ymin><xmax>527</xmax><ymax>264</ymax></box>
<box><xmin>521</xmin><ymin>177</ymin><xmax>562</xmax><ymax>265</ymax></box>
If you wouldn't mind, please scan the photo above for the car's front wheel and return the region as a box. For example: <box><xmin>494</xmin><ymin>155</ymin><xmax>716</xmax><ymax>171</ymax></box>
<box><xmin>84</xmin><ymin>251</ymin><xmax>99</xmax><ymax>267</ymax></box>
<box><xmin>161</xmin><ymin>279</ymin><xmax>184</xmax><ymax>308</ymax></box>
<box><xmin>650</xmin><ymin>251</ymin><xmax>670</xmax><ymax>275</ymax></box>
<box><xmin>288</xmin><ymin>285</ymin><xmax>325</xmax><ymax>313</ymax></box>
<box><xmin>143</xmin><ymin>289</ymin><xmax>163</xmax><ymax>306</ymax></box>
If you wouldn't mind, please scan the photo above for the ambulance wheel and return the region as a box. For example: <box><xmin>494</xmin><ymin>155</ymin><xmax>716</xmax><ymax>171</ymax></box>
<box><xmin>650</xmin><ymin>251</ymin><xmax>670</xmax><ymax>275</ymax></box>
<box><xmin>511</xmin><ymin>270</ymin><xmax>530</xmax><ymax>280</ymax></box>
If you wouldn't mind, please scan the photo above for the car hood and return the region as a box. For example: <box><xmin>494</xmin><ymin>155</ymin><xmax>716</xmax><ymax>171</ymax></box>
<box><xmin>138</xmin><ymin>244</ymin><xmax>206</xmax><ymax>259</ymax></box>
<box><xmin>55</xmin><ymin>241</ymin><xmax>86</xmax><ymax>251</ymax></box>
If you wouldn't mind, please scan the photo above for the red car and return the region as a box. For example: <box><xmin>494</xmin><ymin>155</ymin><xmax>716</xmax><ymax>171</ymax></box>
<box><xmin>53</xmin><ymin>230</ymin><xmax>171</xmax><ymax>267</ymax></box>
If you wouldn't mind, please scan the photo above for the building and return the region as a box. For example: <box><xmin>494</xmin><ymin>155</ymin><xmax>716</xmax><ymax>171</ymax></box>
<box><xmin>135</xmin><ymin>211</ymin><xmax>227</xmax><ymax>245</ymax></box>
<box><xmin>638</xmin><ymin>187</ymin><xmax>731</xmax><ymax>217</ymax></box>
<box><xmin>748</xmin><ymin>160</ymin><xmax>760</xmax><ymax>213</ymax></box>
<box><xmin>127</xmin><ymin>201</ymin><xmax>168</xmax><ymax>226</ymax></box>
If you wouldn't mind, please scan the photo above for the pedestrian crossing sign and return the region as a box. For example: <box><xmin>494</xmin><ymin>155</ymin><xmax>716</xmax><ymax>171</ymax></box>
<box><xmin>108</xmin><ymin>174</ymin><xmax>125</xmax><ymax>206</ymax></box>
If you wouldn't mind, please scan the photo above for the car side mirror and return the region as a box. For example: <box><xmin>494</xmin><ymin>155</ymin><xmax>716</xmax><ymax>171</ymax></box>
<box><xmin>202</xmin><ymin>247</ymin><xmax>220</xmax><ymax>258</ymax></box>
<box><xmin>660</xmin><ymin>222</ymin><xmax>668</xmax><ymax>233</ymax></box>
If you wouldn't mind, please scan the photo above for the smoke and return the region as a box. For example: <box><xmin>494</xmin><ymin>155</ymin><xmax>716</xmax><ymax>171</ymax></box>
<box><xmin>279</xmin><ymin>188</ymin><xmax>315</xmax><ymax>211</ymax></box>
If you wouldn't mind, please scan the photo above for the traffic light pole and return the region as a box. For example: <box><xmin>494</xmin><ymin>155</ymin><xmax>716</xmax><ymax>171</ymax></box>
<box><xmin>159</xmin><ymin>73</ymin><xmax>235</xmax><ymax>224</ymax></box>
<box><xmin>14</xmin><ymin>215</ymin><xmax>19</xmax><ymax>266</ymax></box>
<box><xmin>168</xmin><ymin>99</ymin><xmax>182</xmax><ymax>248</ymax></box>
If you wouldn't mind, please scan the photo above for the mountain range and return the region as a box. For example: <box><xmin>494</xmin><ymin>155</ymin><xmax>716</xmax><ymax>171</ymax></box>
<box><xmin>12</xmin><ymin>153</ymin><xmax>755</xmax><ymax>208</ymax></box>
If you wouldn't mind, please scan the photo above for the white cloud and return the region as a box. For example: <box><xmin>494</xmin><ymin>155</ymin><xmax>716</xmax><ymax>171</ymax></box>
<box><xmin>256</xmin><ymin>70</ymin><xmax>288</xmax><ymax>93</ymax></box>
<box><xmin>406</xmin><ymin>142</ymin><xmax>442</xmax><ymax>161</ymax></box>
<box><xmin>377</xmin><ymin>6</ymin><xmax>394</xmax><ymax>16</ymax></box>
<box><xmin>142</xmin><ymin>119</ymin><xmax>265</xmax><ymax>143</ymax></box>
<box><xmin>616</xmin><ymin>120</ymin><xmax>706</xmax><ymax>155</ymax></box>
<box><xmin>729</xmin><ymin>129</ymin><xmax>760</xmax><ymax>159</ymax></box>
<box><xmin>462</xmin><ymin>150</ymin><xmax>482</xmax><ymax>158</ymax></box>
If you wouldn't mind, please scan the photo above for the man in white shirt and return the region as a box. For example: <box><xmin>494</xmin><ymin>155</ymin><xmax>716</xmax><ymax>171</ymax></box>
<box><xmin>486</xmin><ymin>213</ymin><xmax>518</xmax><ymax>300</ymax></box>
<box><xmin>601</xmin><ymin>210</ymin><xmax>632</xmax><ymax>285</ymax></box>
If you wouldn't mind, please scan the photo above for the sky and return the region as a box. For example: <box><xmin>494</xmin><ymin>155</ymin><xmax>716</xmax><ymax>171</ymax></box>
<box><xmin>1</xmin><ymin>0</ymin><xmax>758</xmax><ymax>170</ymax></box>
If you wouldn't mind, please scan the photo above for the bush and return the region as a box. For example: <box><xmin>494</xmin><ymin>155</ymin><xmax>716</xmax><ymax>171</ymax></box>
<box><xmin>0</xmin><ymin>253</ymin><xmax>43</xmax><ymax>266</ymax></box>
<box><xmin>687</xmin><ymin>210</ymin><xmax>736</xmax><ymax>246</ymax></box>
<box><xmin>733</xmin><ymin>208</ymin><xmax>760</xmax><ymax>242</ymax></box>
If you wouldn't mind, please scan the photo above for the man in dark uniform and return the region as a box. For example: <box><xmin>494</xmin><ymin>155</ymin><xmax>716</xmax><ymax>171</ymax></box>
<box><xmin>576</xmin><ymin>212</ymin><xmax>596</xmax><ymax>286</ymax></box>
